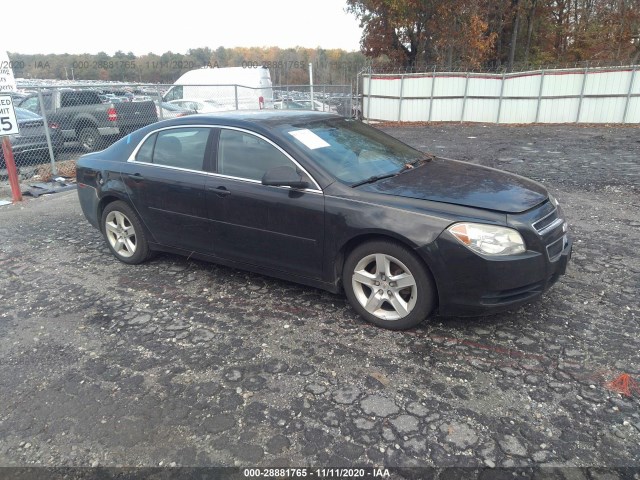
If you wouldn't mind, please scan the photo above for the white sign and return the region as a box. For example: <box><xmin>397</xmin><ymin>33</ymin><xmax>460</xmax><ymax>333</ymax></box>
<box><xmin>0</xmin><ymin>94</ymin><xmax>20</xmax><ymax>136</ymax></box>
<box><xmin>0</xmin><ymin>51</ymin><xmax>17</xmax><ymax>93</ymax></box>
<box><xmin>288</xmin><ymin>129</ymin><xmax>330</xmax><ymax>150</ymax></box>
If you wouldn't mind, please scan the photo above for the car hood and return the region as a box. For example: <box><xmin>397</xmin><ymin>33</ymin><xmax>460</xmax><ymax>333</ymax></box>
<box><xmin>358</xmin><ymin>158</ymin><xmax>548</xmax><ymax>214</ymax></box>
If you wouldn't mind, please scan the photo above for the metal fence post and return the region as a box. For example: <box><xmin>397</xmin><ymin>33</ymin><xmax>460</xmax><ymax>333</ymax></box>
<box><xmin>234</xmin><ymin>85</ymin><xmax>239</xmax><ymax>110</ymax></box>
<box><xmin>398</xmin><ymin>74</ymin><xmax>405</xmax><ymax>122</ymax></box>
<box><xmin>576</xmin><ymin>66</ymin><xmax>588</xmax><ymax>123</ymax></box>
<box><xmin>622</xmin><ymin>65</ymin><xmax>637</xmax><ymax>124</ymax></box>
<box><xmin>365</xmin><ymin>72</ymin><xmax>372</xmax><ymax>122</ymax></box>
<box><xmin>460</xmin><ymin>72</ymin><xmax>470</xmax><ymax>123</ymax></box>
<box><xmin>37</xmin><ymin>88</ymin><xmax>57</xmax><ymax>176</ymax></box>
<box><xmin>309</xmin><ymin>63</ymin><xmax>314</xmax><ymax>105</ymax></box>
<box><xmin>428</xmin><ymin>67</ymin><xmax>436</xmax><ymax>122</ymax></box>
<box><xmin>323</xmin><ymin>84</ymin><xmax>326</xmax><ymax>111</ymax></box>
<box><xmin>496</xmin><ymin>72</ymin><xmax>506</xmax><ymax>124</ymax></box>
<box><xmin>156</xmin><ymin>86</ymin><xmax>164</xmax><ymax>120</ymax></box>
<box><xmin>535</xmin><ymin>70</ymin><xmax>545</xmax><ymax>123</ymax></box>
<box><xmin>349</xmin><ymin>84</ymin><xmax>353</xmax><ymax>119</ymax></box>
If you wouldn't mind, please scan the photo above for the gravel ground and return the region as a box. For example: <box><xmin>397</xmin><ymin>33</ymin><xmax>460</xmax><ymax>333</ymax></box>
<box><xmin>0</xmin><ymin>124</ymin><xmax>639</xmax><ymax>475</ymax></box>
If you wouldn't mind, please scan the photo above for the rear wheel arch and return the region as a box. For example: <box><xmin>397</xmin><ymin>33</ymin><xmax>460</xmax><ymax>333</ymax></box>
<box><xmin>98</xmin><ymin>195</ymin><xmax>156</xmax><ymax>246</ymax></box>
<box><xmin>74</xmin><ymin>117</ymin><xmax>98</xmax><ymax>132</ymax></box>
<box><xmin>101</xmin><ymin>200</ymin><xmax>152</xmax><ymax>264</ymax></box>
<box><xmin>98</xmin><ymin>195</ymin><xmax>123</xmax><ymax>227</ymax></box>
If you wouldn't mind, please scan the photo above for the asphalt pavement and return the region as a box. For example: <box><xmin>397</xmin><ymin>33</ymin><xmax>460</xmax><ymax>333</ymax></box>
<box><xmin>0</xmin><ymin>124</ymin><xmax>638</xmax><ymax>476</ymax></box>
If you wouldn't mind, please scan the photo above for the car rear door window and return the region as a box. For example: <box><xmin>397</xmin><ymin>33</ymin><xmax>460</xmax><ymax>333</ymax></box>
<box><xmin>135</xmin><ymin>128</ymin><xmax>210</xmax><ymax>171</ymax></box>
<box><xmin>217</xmin><ymin>129</ymin><xmax>293</xmax><ymax>181</ymax></box>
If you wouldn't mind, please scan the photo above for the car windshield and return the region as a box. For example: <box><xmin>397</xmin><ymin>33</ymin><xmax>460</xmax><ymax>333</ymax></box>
<box><xmin>281</xmin><ymin>118</ymin><xmax>422</xmax><ymax>184</ymax></box>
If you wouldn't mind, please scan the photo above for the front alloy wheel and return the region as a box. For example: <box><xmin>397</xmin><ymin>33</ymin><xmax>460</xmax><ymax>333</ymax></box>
<box><xmin>344</xmin><ymin>240</ymin><xmax>436</xmax><ymax>330</ymax></box>
<box><xmin>352</xmin><ymin>253</ymin><xmax>417</xmax><ymax>321</ymax></box>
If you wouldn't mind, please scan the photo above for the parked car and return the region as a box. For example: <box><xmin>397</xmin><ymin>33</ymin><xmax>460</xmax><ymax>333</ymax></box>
<box><xmin>155</xmin><ymin>101</ymin><xmax>196</xmax><ymax>119</ymax></box>
<box><xmin>166</xmin><ymin>99</ymin><xmax>228</xmax><ymax>113</ymax></box>
<box><xmin>274</xmin><ymin>99</ymin><xmax>339</xmax><ymax>114</ymax></box>
<box><xmin>132</xmin><ymin>95</ymin><xmax>153</xmax><ymax>103</ymax></box>
<box><xmin>16</xmin><ymin>90</ymin><xmax>158</xmax><ymax>152</ymax></box>
<box><xmin>0</xmin><ymin>107</ymin><xmax>64</xmax><ymax>168</ymax></box>
<box><xmin>76</xmin><ymin>111</ymin><xmax>572</xmax><ymax>330</ymax></box>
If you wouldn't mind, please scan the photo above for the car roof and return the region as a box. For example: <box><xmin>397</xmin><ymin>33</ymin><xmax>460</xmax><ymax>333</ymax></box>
<box><xmin>160</xmin><ymin>110</ymin><xmax>339</xmax><ymax>129</ymax></box>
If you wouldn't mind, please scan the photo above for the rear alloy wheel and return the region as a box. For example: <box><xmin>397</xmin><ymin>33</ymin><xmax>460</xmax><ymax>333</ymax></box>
<box><xmin>78</xmin><ymin>127</ymin><xmax>101</xmax><ymax>152</ymax></box>
<box><xmin>343</xmin><ymin>240</ymin><xmax>436</xmax><ymax>330</ymax></box>
<box><xmin>101</xmin><ymin>201</ymin><xmax>151</xmax><ymax>264</ymax></box>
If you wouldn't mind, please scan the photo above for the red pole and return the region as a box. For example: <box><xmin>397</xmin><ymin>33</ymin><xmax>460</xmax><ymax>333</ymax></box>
<box><xmin>1</xmin><ymin>136</ymin><xmax>22</xmax><ymax>203</ymax></box>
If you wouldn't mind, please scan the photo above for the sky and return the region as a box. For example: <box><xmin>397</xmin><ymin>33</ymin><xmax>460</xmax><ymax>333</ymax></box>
<box><xmin>3</xmin><ymin>0</ymin><xmax>364</xmax><ymax>55</ymax></box>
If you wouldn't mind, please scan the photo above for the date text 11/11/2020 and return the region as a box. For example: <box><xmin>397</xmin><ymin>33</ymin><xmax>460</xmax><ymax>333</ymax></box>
<box><xmin>243</xmin><ymin>467</ymin><xmax>391</xmax><ymax>478</ymax></box>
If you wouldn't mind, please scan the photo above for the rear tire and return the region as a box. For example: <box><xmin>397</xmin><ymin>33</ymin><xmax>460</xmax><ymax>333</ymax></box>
<box><xmin>78</xmin><ymin>127</ymin><xmax>102</xmax><ymax>152</ymax></box>
<box><xmin>101</xmin><ymin>201</ymin><xmax>151</xmax><ymax>264</ymax></box>
<box><xmin>343</xmin><ymin>240</ymin><xmax>436</xmax><ymax>330</ymax></box>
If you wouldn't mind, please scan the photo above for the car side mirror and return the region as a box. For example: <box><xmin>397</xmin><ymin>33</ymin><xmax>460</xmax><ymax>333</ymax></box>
<box><xmin>262</xmin><ymin>165</ymin><xmax>309</xmax><ymax>189</ymax></box>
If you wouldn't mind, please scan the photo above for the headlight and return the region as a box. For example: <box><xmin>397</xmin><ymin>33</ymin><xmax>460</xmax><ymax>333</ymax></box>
<box><xmin>549</xmin><ymin>194</ymin><xmax>559</xmax><ymax>207</ymax></box>
<box><xmin>448</xmin><ymin>223</ymin><xmax>526</xmax><ymax>256</ymax></box>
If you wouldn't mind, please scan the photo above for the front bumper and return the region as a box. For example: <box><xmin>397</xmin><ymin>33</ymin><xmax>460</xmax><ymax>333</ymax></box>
<box><xmin>418</xmin><ymin>201</ymin><xmax>572</xmax><ymax>317</ymax></box>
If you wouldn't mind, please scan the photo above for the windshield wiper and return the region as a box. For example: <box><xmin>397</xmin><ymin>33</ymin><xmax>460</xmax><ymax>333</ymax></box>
<box><xmin>350</xmin><ymin>172</ymin><xmax>398</xmax><ymax>188</ymax></box>
<box><xmin>350</xmin><ymin>154</ymin><xmax>435</xmax><ymax>188</ymax></box>
<box><xmin>400</xmin><ymin>154</ymin><xmax>435</xmax><ymax>173</ymax></box>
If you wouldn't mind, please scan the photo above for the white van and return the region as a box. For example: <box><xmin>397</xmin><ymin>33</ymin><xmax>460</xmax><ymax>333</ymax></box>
<box><xmin>163</xmin><ymin>67</ymin><xmax>273</xmax><ymax>110</ymax></box>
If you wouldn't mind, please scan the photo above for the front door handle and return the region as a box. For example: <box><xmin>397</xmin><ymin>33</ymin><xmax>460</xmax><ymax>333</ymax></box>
<box><xmin>208</xmin><ymin>186</ymin><xmax>231</xmax><ymax>197</ymax></box>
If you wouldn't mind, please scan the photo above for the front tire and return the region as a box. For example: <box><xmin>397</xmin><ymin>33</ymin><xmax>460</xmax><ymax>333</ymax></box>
<box><xmin>101</xmin><ymin>201</ymin><xmax>151</xmax><ymax>264</ymax></box>
<box><xmin>343</xmin><ymin>240</ymin><xmax>436</xmax><ymax>330</ymax></box>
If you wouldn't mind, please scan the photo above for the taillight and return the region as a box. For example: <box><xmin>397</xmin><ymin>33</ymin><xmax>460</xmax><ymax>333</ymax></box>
<box><xmin>49</xmin><ymin>122</ymin><xmax>60</xmax><ymax>129</ymax></box>
<box><xmin>107</xmin><ymin>107</ymin><xmax>117</xmax><ymax>121</ymax></box>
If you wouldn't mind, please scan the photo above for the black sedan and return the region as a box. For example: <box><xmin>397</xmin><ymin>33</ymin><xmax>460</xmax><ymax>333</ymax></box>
<box><xmin>76</xmin><ymin>111</ymin><xmax>571</xmax><ymax>330</ymax></box>
<box><xmin>0</xmin><ymin>107</ymin><xmax>64</xmax><ymax>168</ymax></box>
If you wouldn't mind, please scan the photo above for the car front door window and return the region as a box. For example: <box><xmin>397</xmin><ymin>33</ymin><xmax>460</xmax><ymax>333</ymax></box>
<box><xmin>217</xmin><ymin>129</ymin><xmax>295</xmax><ymax>181</ymax></box>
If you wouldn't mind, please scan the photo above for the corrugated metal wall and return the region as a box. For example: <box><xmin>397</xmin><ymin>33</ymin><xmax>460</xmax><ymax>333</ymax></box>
<box><xmin>362</xmin><ymin>67</ymin><xmax>639</xmax><ymax>124</ymax></box>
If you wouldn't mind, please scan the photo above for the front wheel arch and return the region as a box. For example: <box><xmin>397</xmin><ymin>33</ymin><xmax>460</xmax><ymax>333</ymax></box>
<box><xmin>342</xmin><ymin>238</ymin><xmax>438</xmax><ymax>330</ymax></box>
<box><xmin>336</xmin><ymin>234</ymin><xmax>438</xmax><ymax>298</ymax></box>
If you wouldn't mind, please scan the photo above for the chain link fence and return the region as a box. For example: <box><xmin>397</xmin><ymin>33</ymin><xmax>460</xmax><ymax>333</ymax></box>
<box><xmin>0</xmin><ymin>82</ymin><xmax>354</xmax><ymax>197</ymax></box>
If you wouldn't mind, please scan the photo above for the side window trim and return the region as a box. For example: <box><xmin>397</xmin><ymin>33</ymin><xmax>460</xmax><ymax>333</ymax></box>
<box><xmin>127</xmin><ymin>124</ymin><xmax>321</xmax><ymax>191</ymax></box>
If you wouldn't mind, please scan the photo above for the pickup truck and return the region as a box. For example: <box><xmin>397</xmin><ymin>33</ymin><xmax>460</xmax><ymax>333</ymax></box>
<box><xmin>16</xmin><ymin>90</ymin><xmax>158</xmax><ymax>152</ymax></box>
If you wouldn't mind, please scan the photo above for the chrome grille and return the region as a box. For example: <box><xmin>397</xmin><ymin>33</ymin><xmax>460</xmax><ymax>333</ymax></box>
<box><xmin>533</xmin><ymin>208</ymin><xmax>560</xmax><ymax>234</ymax></box>
<box><xmin>531</xmin><ymin>204</ymin><xmax>568</xmax><ymax>260</ymax></box>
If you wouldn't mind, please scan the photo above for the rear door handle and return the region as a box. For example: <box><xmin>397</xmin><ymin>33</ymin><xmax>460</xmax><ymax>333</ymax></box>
<box><xmin>127</xmin><ymin>173</ymin><xmax>144</xmax><ymax>182</ymax></box>
<box><xmin>207</xmin><ymin>186</ymin><xmax>231</xmax><ymax>197</ymax></box>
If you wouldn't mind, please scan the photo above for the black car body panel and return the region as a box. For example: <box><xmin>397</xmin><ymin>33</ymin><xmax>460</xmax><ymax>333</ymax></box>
<box><xmin>359</xmin><ymin>158</ymin><xmax>548</xmax><ymax>213</ymax></box>
<box><xmin>76</xmin><ymin>111</ymin><xmax>572</xmax><ymax>317</ymax></box>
